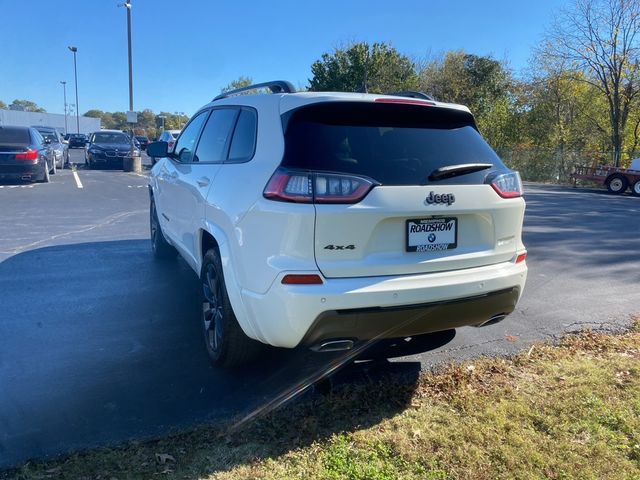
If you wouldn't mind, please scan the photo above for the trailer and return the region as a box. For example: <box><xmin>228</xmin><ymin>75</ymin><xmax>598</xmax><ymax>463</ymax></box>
<box><xmin>571</xmin><ymin>158</ymin><xmax>640</xmax><ymax>196</ymax></box>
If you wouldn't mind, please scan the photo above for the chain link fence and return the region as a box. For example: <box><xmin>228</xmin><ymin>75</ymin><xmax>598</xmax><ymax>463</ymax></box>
<box><xmin>497</xmin><ymin>148</ymin><xmax>638</xmax><ymax>184</ymax></box>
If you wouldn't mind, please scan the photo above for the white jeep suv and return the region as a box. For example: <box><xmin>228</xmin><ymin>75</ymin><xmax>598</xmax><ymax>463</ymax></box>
<box><xmin>148</xmin><ymin>81</ymin><xmax>527</xmax><ymax>367</ymax></box>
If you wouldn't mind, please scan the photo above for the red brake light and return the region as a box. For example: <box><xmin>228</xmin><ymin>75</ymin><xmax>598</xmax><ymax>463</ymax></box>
<box><xmin>516</xmin><ymin>252</ymin><xmax>527</xmax><ymax>263</ymax></box>
<box><xmin>490</xmin><ymin>172</ymin><xmax>523</xmax><ymax>198</ymax></box>
<box><xmin>281</xmin><ymin>274</ymin><xmax>323</xmax><ymax>285</ymax></box>
<box><xmin>375</xmin><ymin>98</ymin><xmax>436</xmax><ymax>106</ymax></box>
<box><xmin>15</xmin><ymin>150</ymin><xmax>38</xmax><ymax>160</ymax></box>
<box><xmin>264</xmin><ymin>168</ymin><xmax>376</xmax><ymax>204</ymax></box>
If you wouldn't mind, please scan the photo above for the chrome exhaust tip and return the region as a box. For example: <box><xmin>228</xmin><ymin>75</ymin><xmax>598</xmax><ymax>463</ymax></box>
<box><xmin>21</xmin><ymin>175</ymin><xmax>31</xmax><ymax>181</ymax></box>
<box><xmin>311</xmin><ymin>339</ymin><xmax>355</xmax><ymax>352</ymax></box>
<box><xmin>477</xmin><ymin>314</ymin><xmax>508</xmax><ymax>328</ymax></box>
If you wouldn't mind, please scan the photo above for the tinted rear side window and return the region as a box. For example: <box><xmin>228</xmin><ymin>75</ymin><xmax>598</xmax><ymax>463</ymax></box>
<box><xmin>0</xmin><ymin>128</ymin><xmax>30</xmax><ymax>144</ymax></box>
<box><xmin>228</xmin><ymin>109</ymin><xmax>257</xmax><ymax>162</ymax></box>
<box><xmin>194</xmin><ymin>109</ymin><xmax>238</xmax><ymax>163</ymax></box>
<box><xmin>282</xmin><ymin>102</ymin><xmax>506</xmax><ymax>185</ymax></box>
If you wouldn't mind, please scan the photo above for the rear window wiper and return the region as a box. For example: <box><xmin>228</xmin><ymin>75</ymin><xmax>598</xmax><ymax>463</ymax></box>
<box><xmin>428</xmin><ymin>163</ymin><xmax>493</xmax><ymax>181</ymax></box>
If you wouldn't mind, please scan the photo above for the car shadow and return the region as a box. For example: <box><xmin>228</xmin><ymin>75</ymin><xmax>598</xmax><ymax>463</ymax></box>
<box><xmin>0</xmin><ymin>239</ymin><xmax>455</xmax><ymax>469</ymax></box>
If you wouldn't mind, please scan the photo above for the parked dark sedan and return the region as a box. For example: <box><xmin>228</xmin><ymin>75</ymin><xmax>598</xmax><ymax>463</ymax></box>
<box><xmin>85</xmin><ymin>131</ymin><xmax>140</xmax><ymax>169</ymax></box>
<box><xmin>0</xmin><ymin>126</ymin><xmax>55</xmax><ymax>182</ymax></box>
<box><xmin>135</xmin><ymin>135</ymin><xmax>149</xmax><ymax>150</ymax></box>
<box><xmin>68</xmin><ymin>133</ymin><xmax>87</xmax><ymax>148</ymax></box>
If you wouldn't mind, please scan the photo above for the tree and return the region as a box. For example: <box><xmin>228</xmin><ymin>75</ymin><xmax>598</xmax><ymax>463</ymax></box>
<box><xmin>419</xmin><ymin>51</ymin><xmax>518</xmax><ymax>149</ymax></box>
<box><xmin>10</xmin><ymin>99</ymin><xmax>46</xmax><ymax>112</ymax></box>
<box><xmin>542</xmin><ymin>0</ymin><xmax>640</xmax><ymax>167</ymax></box>
<box><xmin>0</xmin><ymin>100</ymin><xmax>7</xmax><ymax>110</ymax></box>
<box><xmin>308</xmin><ymin>42</ymin><xmax>419</xmax><ymax>93</ymax></box>
<box><xmin>221</xmin><ymin>76</ymin><xmax>253</xmax><ymax>93</ymax></box>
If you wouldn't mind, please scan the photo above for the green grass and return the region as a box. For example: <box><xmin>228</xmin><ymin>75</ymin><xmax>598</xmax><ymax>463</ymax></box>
<box><xmin>4</xmin><ymin>321</ymin><xmax>640</xmax><ymax>480</ymax></box>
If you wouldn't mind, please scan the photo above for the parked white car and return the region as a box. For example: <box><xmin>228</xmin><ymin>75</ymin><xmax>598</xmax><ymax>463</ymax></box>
<box><xmin>147</xmin><ymin>81</ymin><xmax>528</xmax><ymax>367</ymax></box>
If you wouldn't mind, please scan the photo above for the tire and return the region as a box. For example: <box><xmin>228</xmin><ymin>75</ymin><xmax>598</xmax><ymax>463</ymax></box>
<box><xmin>38</xmin><ymin>159</ymin><xmax>50</xmax><ymax>183</ymax></box>
<box><xmin>201</xmin><ymin>248</ymin><xmax>263</xmax><ymax>367</ymax></box>
<box><xmin>606</xmin><ymin>175</ymin><xmax>628</xmax><ymax>194</ymax></box>
<box><xmin>632</xmin><ymin>179</ymin><xmax>640</xmax><ymax>197</ymax></box>
<box><xmin>150</xmin><ymin>199</ymin><xmax>177</xmax><ymax>259</ymax></box>
<box><xmin>50</xmin><ymin>158</ymin><xmax>56</xmax><ymax>175</ymax></box>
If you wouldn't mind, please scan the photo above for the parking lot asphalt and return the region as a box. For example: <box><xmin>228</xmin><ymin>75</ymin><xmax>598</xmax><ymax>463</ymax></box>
<box><xmin>1</xmin><ymin>150</ymin><xmax>639</xmax><ymax>468</ymax></box>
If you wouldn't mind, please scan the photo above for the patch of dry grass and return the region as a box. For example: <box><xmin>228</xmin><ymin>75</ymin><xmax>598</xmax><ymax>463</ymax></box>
<box><xmin>4</xmin><ymin>322</ymin><xmax>640</xmax><ymax>480</ymax></box>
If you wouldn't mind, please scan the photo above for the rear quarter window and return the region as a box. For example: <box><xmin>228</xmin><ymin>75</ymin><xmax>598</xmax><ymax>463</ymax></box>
<box><xmin>282</xmin><ymin>102</ymin><xmax>507</xmax><ymax>186</ymax></box>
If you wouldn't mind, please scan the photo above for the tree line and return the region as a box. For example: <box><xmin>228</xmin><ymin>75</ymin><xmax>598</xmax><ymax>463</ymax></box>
<box><xmin>3</xmin><ymin>0</ymin><xmax>638</xmax><ymax>181</ymax></box>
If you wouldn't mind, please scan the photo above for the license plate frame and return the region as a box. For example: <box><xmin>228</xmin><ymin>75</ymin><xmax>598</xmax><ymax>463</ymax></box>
<box><xmin>406</xmin><ymin>217</ymin><xmax>458</xmax><ymax>252</ymax></box>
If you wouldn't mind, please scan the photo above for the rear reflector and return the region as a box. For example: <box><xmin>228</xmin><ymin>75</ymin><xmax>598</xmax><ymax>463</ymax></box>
<box><xmin>516</xmin><ymin>252</ymin><xmax>527</xmax><ymax>263</ymax></box>
<box><xmin>490</xmin><ymin>171</ymin><xmax>523</xmax><ymax>198</ymax></box>
<box><xmin>264</xmin><ymin>168</ymin><xmax>377</xmax><ymax>204</ymax></box>
<box><xmin>281</xmin><ymin>274</ymin><xmax>323</xmax><ymax>285</ymax></box>
<box><xmin>15</xmin><ymin>150</ymin><xmax>38</xmax><ymax>160</ymax></box>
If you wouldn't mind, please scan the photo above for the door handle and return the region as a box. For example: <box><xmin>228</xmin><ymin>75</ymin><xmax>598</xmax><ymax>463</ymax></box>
<box><xmin>196</xmin><ymin>176</ymin><xmax>210</xmax><ymax>188</ymax></box>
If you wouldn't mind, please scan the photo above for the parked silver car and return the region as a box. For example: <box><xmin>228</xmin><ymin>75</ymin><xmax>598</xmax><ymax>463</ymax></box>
<box><xmin>34</xmin><ymin>126</ymin><xmax>69</xmax><ymax>169</ymax></box>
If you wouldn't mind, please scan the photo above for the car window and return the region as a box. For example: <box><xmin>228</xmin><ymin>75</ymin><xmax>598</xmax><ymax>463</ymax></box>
<box><xmin>171</xmin><ymin>132</ymin><xmax>179</xmax><ymax>139</ymax></box>
<box><xmin>194</xmin><ymin>109</ymin><xmax>238</xmax><ymax>163</ymax></box>
<box><xmin>92</xmin><ymin>133</ymin><xmax>130</xmax><ymax>144</ymax></box>
<box><xmin>283</xmin><ymin>102</ymin><xmax>506</xmax><ymax>186</ymax></box>
<box><xmin>173</xmin><ymin>112</ymin><xmax>208</xmax><ymax>163</ymax></box>
<box><xmin>0</xmin><ymin>128</ymin><xmax>30</xmax><ymax>144</ymax></box>
<box><xmin>228</xmin><ymin>109</ymin><xmax>257</xmax><ymax>162</ymax></box>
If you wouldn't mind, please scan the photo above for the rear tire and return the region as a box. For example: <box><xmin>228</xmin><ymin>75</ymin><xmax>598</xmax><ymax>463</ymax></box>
<box><xmin>606</xmin><ymin>175</ymin><xmax>628</xmax><ymax>194</ymax></box>
<box><xmin>50</xmin><ymin>158</ymin><xmax>56</xmax><ymax>175</ymax></box>
<box><xmin>201</xmin><ymin>248</ymin><xmax>263</xmax><ymax>367</ymax></box>
<box><xmin>632</xmin><ymin>179</ymin><xmax>640</xmax><ymax>197</ymax></box>
<box><xmin>150</xmin><ymin>199</ymin><xmax>177</xmax><ymax>260</ymax></box>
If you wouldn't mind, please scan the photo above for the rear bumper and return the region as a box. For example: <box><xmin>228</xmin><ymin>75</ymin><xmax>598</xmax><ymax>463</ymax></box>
<box><xmin>301</xmin><ymin>287</ymin><xmax>519</xmax><ymax>348</ymax></box>
<box><xmin>0</xmin><ymin>163</ymin><xmax>42</xmax><ymax>180</ymax></box>
<box><xmin>240</xmin><ymin>260</ymin><xmax>527</xmax><ymax>348</ymax></box>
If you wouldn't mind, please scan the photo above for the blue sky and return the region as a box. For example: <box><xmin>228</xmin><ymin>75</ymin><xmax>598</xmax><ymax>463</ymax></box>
<box><xmin>0</xmin><ymin>0</ymin><xmax>566</xmax><ymax>116</ymax></box>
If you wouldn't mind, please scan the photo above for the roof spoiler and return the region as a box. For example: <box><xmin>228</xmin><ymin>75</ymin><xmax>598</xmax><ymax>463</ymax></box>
<box><xmin>387</xmin><ymin>91</ymin><xmax>435</xmax><ymax>101</ymax></box>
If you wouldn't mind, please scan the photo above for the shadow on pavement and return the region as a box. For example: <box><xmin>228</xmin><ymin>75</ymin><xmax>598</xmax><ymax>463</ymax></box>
<box><xmin>0</xmin><ymin>240</ymin><xmax>455</xmax><ymax>469</ymax></box>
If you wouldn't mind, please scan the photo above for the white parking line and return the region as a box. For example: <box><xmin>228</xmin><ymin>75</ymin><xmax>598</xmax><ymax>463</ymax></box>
<box><xmin>72</xmin><ymin>170</ymin><xmax>84</xmax><ymax>189</ymax></box>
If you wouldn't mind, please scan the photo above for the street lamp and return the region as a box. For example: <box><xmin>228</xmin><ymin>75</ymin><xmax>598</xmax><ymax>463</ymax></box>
<box><xmin>68</xmin><ymin>46</ymin><xmax>80</xmax><ymax>134</ymax></box>
<box><xmin>60</xmin><ymin>81</ymin><xmax>68</xmax><ymax>134</ymax></box>
<box><xmin>118</xmin><ymin>0</ymin><xmax>140</xmax><ymax>171</ymax></box>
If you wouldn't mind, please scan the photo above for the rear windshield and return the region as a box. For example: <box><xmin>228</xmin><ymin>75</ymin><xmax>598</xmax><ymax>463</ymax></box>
<box><xmin>37</xmin><ymin>130</ymin><xmax>58</xmax><ymax>142</ymax></box>
<box><xmin>0</xmin><ymin>127</ymin><xmax>30</xmax><ymax>144</ymax></box>
<box><xmin>282</xmin><ymin>102</ymin><xmax>507</xmax><ymax>185</ymax></box>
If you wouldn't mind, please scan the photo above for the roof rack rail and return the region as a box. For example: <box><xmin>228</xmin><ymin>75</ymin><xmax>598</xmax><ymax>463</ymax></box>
<box><xmin>213</xmin><ymin>80</ymin><xmax>296</xmax><ymax>101</ymax></box>
<box><xmin>387</xmin><ymin>91</ymin><xmax>435</xmax><ymax>101</ymax></box>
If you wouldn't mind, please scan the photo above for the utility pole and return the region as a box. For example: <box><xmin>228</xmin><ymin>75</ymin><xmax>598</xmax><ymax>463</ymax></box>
<box><xmin>60</xmin><ymin>81</ymin><xmax>68</xmax><ymax>134</ymax></box>
<box><xmin>68</xmin><ymin>47</ymin><xmax>80</xmax><ymax>133</ymax></box>
<box><xmin>120</xmin><ymin>0</ymin><xmax>140</xmax><ymax>172</ymax></box>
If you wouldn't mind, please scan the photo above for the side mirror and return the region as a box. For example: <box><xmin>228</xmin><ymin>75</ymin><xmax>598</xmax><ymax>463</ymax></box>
<box><xmin>147</xmin><ymin>141</ymin><xmax>169</xmax><ymax>158</ymax></box>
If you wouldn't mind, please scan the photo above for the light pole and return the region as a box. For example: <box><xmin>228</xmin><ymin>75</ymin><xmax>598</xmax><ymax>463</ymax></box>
<box><xmin>68</xmin><ymin>46</ymin><xmax>80</xmax><ymax>133</ymax></box>
<box><xmin>158</xmin><ymin>115</ymin><xmax>166</xmax><ymax>136</ymax></box>
<box><xmin>60</xmin><ymin>81</ymin><xmax>68</xmax><ymax>134</ymax></box>
<box><xmin>119</xmin><ymin>0</ymin><xmax>140</xmax><ymax>171</ymax></box>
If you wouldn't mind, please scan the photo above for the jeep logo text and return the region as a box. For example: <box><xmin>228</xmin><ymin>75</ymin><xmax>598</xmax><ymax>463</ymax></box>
<box><xmin>425</xmin><ymin>192</ymin><xmax>455</xmax><ymax>206</ymax></box>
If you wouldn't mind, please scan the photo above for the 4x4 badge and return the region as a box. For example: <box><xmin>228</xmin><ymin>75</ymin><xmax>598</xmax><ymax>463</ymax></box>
<box><xmin>425</xmin><ymin>191</ymin><xmax>455</xmax><ymax>206</ymax></box>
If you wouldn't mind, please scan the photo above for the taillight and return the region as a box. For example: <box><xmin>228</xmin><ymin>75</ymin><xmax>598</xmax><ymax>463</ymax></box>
<box><xmin>374</xmin><ymin>98</ymin><xmax>436</xmax><ymax>107</ymax></box>
<box><xmin>489</xmin><ymin>171</ymin><xmax>523</xmax><ymax>198</ymax></box>
<box><xmin>15</xmin><ymin>150</ymin><xmax>38</xmax><ymax>160</ymax></box>
<box><xmin>168</xmin><ymin>141</ymin><xmax>175</xmax><ymax>149</ymax></box>
<box><xmin>515</xmin><ymin>252</ymin><xmax>527</xmax><ymax>263</ymax></box>
<box><xmin>263</xmin><ymin>168</ymin><xmax>377</xmax><ymax>204</ymax></box>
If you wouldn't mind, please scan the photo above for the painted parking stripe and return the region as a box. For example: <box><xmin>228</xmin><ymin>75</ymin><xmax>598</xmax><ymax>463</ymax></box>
<box><xmin>72</xmin><ymin>170</ymin><xmax>83</xmax><ymax>189</ymax></box>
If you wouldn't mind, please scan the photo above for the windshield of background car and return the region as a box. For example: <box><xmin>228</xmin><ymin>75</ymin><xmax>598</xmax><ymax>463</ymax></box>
<box><xmin>93</xmin><ymin>133</ymin><xmax>130</xmax><ymax>144</ymax></box>
<box><xmin>171</xmin><ymin>133</ymin><xmax>179</xmax><ymax>139</ymax></box>
<box><xmin>0</xmin><ymin>128</ymin><xmax>30</xmax><ymax>144</ymax></box>
<box><xmin>282</xmin><ymin>102</ymin><xmax>507</xmax><ymax>186</ymax></box>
